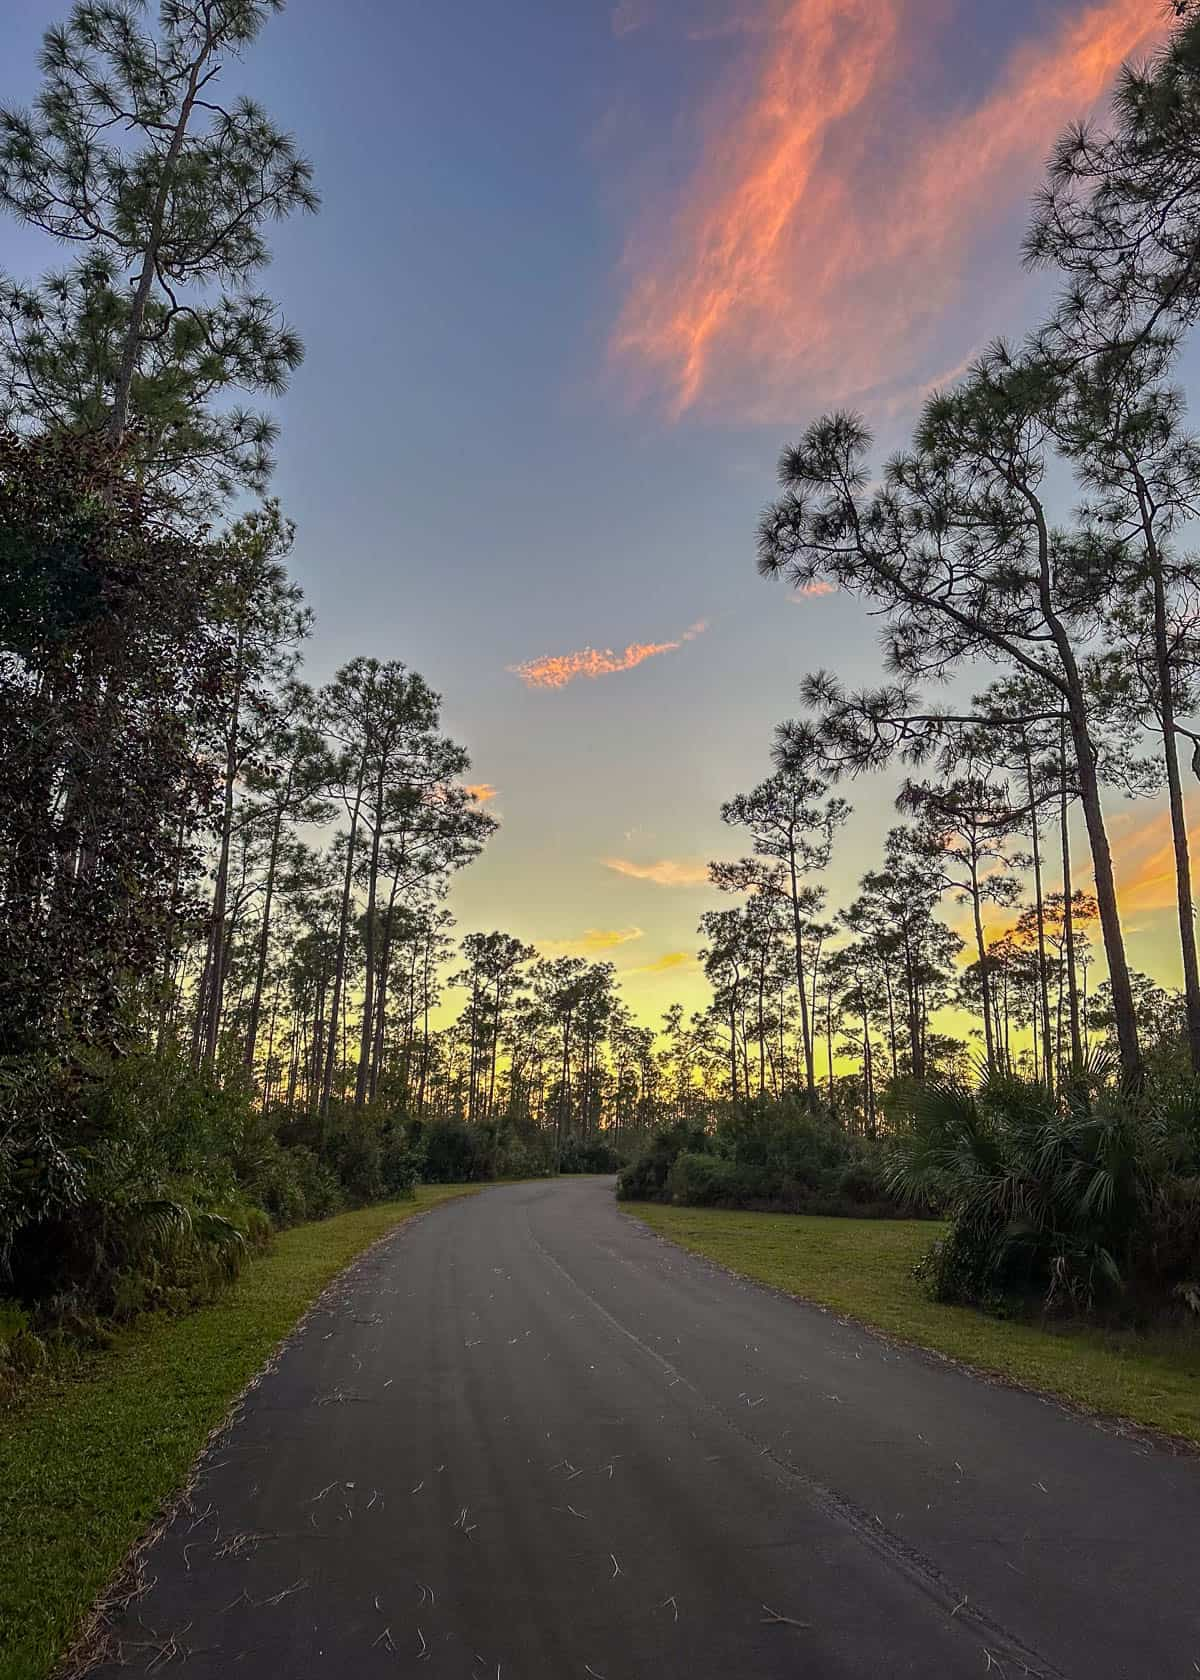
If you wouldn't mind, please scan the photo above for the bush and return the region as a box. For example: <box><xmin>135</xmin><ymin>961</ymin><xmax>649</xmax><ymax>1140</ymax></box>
<box><xmin>417</xmin><ymin>1119</ymin><xmax>490</xmax><ymax>1183</ymax></box>
<box><xmin>1141</xmin><ymin>1177</ymin><xmax>1200</xmax><ymax>1294</ymax></box>
<box><xmin>617</xmin><ymin>1119</ymin><xmax>710</xmax><ymax>1201</ymax></box>
<box><xmin>243</xmin><ymin>1139</ymin><xmax>344</xmax><ymax>1227</ymax></box>
<box><xmin>714</xmin><ymin>1097</ymin><xmax>856</xmax><ymax>1187</ymax></box>
<box><xmin>2</xmin><ymin>1049</ymin><xmax>257</xmax><ymax>1321</ymax></box>
<box><xmin>558</xmin><ymin>1135</ymin><xmax>624</xmax><ymax>1174</ymax></box>
<box><xmin>667</xmin><ymin>1152</ymin><xmax>773</xmax><ymax>1206</ymax></box>
<box><xmin>618</xmin><ymin>1100</ymin><xmax>914</xmax><ymax>1216</ymax></box>
<box><xmin>890</xmin><ymin>1070</ymin><xmax>1200</xmax><ymax>1313</ymax></box>
<box><xmin>496</xmin><ymin>1136</ymin><xmax>555</xmax><ymax>1180</ymax></box>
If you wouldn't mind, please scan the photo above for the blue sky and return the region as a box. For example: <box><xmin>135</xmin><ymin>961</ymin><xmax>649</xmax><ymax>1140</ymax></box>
<box><xmin>4</xmin><ymin>0</ymin><xmax>1190</xmax><ymax>1018</ymax></box>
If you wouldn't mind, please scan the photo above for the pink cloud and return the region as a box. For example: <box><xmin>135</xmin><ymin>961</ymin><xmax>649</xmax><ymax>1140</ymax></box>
<box><xmin>609</xmin><ymin>0</ymin><xmax>1164</xmax><ymax>420</ymax></box>
<box><xmin>509</xmin><ymin>619</ymin><xmax>708</xmax><ymax>689</ymax></box>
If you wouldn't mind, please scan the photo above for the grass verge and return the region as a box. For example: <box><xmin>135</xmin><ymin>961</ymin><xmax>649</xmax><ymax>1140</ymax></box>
<box><xmin>624</xmin><ymin>1203</ymin><xmax>1200</xmax><ymax>1445</ymax></box>
<box><xmin>0</xmin><ymin>1185</ymin><xmax>476</xmax><ymax>1680</ymax></box>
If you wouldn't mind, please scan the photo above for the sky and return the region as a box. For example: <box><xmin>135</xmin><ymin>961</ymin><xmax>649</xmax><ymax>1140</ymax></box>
<box><xmin>5</xmin><ymin>0</ymin><xmax>1196</xmax><ymax>1027</ymax></box>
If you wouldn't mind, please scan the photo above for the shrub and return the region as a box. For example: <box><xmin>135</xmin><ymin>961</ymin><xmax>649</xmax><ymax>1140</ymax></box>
<box><xmin>3</xmin><ymin>1049</ymin><xmax>256</xmax><ymax>1320</ymax></box>
<box><xmin>497</xmin><ymin>1136</ymin><xmax>554</xmax><ymax>1180</ymax></box>
<box><xmin>417</xmin><ymin>1119</ymin><xmax>490</xmax><ymax>1183</ymax></box>
<box><xmin>617</xmin><ymin>1119</ymin><xmax>710</xmax><ymax>1201</ymax></box>
<box><xmin>324</xmin><ymin>1121</ymin><xmax>386</xmax><ymax>1204</ymax></box>
<box><xmin>667</xmin><ymin>1152</ymin><xmax>774</xmax><ymax>1206</ymax></box>
<box><xmin>1141</xmin><ymin>1177</ymin><xmax>1200</xmax><ymax>1292</ymax></box>
<box><xmin>618</xmin><ymin>1100</ymin><xmax>915</xmax><ymax>1216</ymax></box>
<box><xmin>888</xmin><ymin>1071</ymin><xmax>1194</xmax><ymax>1312</ymax></box>
<box><xmin>558</xmin><ymin>1135</ymin><xmax>623</xmax><ymax>1174</ymax></box>
<box><xmin>714</xmin><ymin>1097</ymin><xmax>855</xmax><ymax>1187</ymax></box>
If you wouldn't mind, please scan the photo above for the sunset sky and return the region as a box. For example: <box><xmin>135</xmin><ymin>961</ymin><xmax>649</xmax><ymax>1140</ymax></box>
<box><xmin>8</xmin><ymin>0</ymin><xmax>1195</xmax><ymax>1027</ymax></box>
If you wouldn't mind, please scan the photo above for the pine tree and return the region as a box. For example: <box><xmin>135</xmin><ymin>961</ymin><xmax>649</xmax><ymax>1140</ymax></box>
<box><xmin>0</xmin><ymin>0</ymin><xmax>317</xmax><ymax>513</ymax></box>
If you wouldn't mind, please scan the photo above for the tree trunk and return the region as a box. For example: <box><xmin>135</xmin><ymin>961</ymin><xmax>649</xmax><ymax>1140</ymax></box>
<box><xmin>1139</xmin><ymin>483</ymin><xmax>1200</xmax><ymax>1070</ymax></box>
<box><xmin>487</xmin><ymin>980</ymin><xmax>503</xmax><ymax>1120</ymax></box>
<box><xmin>368</xmin><ymin>873</ymin><xmax>402</xmax><ymax>1102</ymax></box>
<box><xmin>355</xmin><ymin>769</ymin><xmax>387</xmax><ymax>1108</ymax></box>
<box><xmin>968</xmin><ymin>849</ymin><xmax>997</xmax><ymax>1075</ymax></box>
<box><xmin>825</xmin><ymin>994</ymin><xmax>835</xmax><ymax>1102</ymax></box>
<box><xmin>106</xmin><ymin>27</ymin><xmax>217</xmax><ymax>440</ymax></box>
<box><xmin>1026</xmin><ymin>490</ymin><xmax>1137</xmax><ymax>1082</ymax></box>
<box><xmin>860</xmin><ymin>995</ymin><xmax>875</xmax><ymax>1138</ymax></box>
<box><xmin>244</xmin><ymin>805</ymin><xmax>284</xmax><ymax>1073</ymax></box>
<box><xmin>321</xmin><ymin>775</ymin><xmax>366</xmax><ymax>1116</ymax></box>
<box><xmin>1024</xmin><ymin>745</ymin><xmax>1054</xmax><ymax>1090</ymax></box>
<box><xmin>202</xmin><ymin>617</ymin><xmax>245</xmax><ymax>1068</ymax></box>
<box><xmin>1058</xmin><ymin>716</ymin><xmax>1084</xmax><ymax>1072</ymax></box>
<box><xmin>1065</xmin><ymin>706</ymin><xmax>1135</xmax><ymax>1077</ymax></box>
<box><xmin>787</xmin><ymin>855</ymin><xmax>817</xmax><ymax>1103</ymax></box>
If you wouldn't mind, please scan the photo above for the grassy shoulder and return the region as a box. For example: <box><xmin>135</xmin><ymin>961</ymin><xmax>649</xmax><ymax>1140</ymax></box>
<box><xmin>623</xmin><ymin>1203</ymin><xmax>1200</xmax><ymax>1446</ymax></box>
<box><xmin>0</xmin><ymin>1185</ymin><xmax>476</xmax><ymax>1680</ymax></box>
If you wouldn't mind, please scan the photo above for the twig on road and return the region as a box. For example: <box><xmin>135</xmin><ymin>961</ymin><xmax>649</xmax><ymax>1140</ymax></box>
<box><xmin>761</xmin><ymin>1604</ymin><xmax>811</xmax><ymax>1629</ymax></box>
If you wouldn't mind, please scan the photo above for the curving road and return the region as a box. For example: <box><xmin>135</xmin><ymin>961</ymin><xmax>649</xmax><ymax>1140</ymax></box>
<box><xmin>93</xmin><ymin>1177</ymin><xmax>1199</xmax><ymax>1678</ymax></box>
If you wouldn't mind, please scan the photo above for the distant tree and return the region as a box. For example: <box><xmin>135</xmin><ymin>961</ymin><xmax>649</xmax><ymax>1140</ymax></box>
<box><xmin>700</xmin><ymin>907</ymin><xmax>750</xmax><ymax>1103</ymax></box>
<box><xmin>533</xmin><ymin>955</ymin><xmax>590</xmax><ymax>1149</ymax></box>
<box><xmin>237</xmin><ymin>684</ymin><xmax>329</xmax><ymax>1072</ymax></box>
<box><xmin>455</xmin><ymin>932</ymin><xmax>536</xmax><ymax>1123</ymax></box>
<box><xmin>713</xmin><ymin>765</ymin><xmax>849</xmax><ymax>1103</ymax></box>
<box><xmin>194</xmin><ymin>502</ymin><xmax>308</xmax><ymax>1067</ymax></box>
<box><xmin>897</xmin><ymin>773</ymin><xmax>1022</xmax><ymax>1075</ymax></box>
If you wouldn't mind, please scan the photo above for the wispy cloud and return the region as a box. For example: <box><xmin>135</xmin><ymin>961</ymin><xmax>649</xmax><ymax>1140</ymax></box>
<box><xmin>609</xmin><ymin>0</ymin><xmax>1162</xmax><ymax>420</ymax></box>
<box><xmin>954</xmin><ymin>806</ymin><xmax>1193</xmax><ymax>958</ymax></box>
<box><xmin>631</xmin><ymin>949</ymin><xmax>697</xmax><ymax>973</ymax></box>
<box><xmin>604</xmin><ymin>856</ymin><xmax>711</xmax><ymax>886</ymax></box>
<box><xmin>1107</xmin><ymin>809</ymin><xmax>1200</xmax><ymax>917</ymax></box>
<box><xmin>464</xmin><ymin>782</ymin><xmax>499</xmax><ymax>803</ymax></box>
<box><xmin>540</xmin><ymin>926</ymin><xmax>645</xmax><ymax>954</ymax></box>
<box><xmin>510</xmin><ymin>619</ymin><xmax>708</xmax><ymax>689</ymax></box>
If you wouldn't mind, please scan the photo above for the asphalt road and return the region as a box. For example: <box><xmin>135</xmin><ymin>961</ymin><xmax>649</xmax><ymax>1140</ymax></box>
<box><xmin>92</xmin><ymin>1177</ymin><xmax>1199</xmax><ymax>1678</ymax></box>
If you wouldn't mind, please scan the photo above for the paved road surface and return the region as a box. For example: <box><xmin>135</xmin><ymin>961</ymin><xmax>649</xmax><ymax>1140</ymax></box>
<box><xmin>93</xmin><ymin>1177</ymin><xmax>1199</xmax><ymax>1678</ymax></box>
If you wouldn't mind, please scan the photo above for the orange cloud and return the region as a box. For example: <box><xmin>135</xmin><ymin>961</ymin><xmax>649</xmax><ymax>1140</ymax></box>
<box><xmin>464</xmin><ymin>782</ymin><xmax>498</xmax><ymax>803</ymax></box>
<box><xmin>1107</xmin><ymin>808</ymin><xmax>1200</xmax><ymax>918</ymax></box>
<box><xmin>541</xmin><ymin>926</ymin><xmax>645</xmax><ymax>954</ymax></box>
<box><xmin>949</xmin><ymin>806</ymin><xmax>1196</xmax><ymax>960</ymax></box>
<box><xmin>610</xmin><ymin>0</ymin><xmax>1163</xmax><ymax>420</ymax></box>
<box><xmin>604</xmin><ymin>857</ymin><xmax>711</xmax><ymax>886</ymax></box>
<box><xmin>789</xmin><ymin>579</ymin><xmax>835</xmax><ymax>602</ymax></box>
<box><xmin>510</xmin><ymin>619</ymin><xmax>707</xmax><ymax>689</ymax></box>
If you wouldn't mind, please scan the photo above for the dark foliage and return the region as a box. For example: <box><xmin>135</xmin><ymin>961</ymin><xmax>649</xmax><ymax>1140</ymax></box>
<box><xmin>890</xmin><ymin>1071</ymin><xmax>1200</xmax><ymax>1313</ymax></box>
<box><xmin>0</xmin><ymin>434</ymin><xmax>228</xmax><ymax>1055</ymax></box>
<box><xmin>618</xmin><ymin>1100</ymin><xmax>911</xmax><ymax>1216</ymax></box>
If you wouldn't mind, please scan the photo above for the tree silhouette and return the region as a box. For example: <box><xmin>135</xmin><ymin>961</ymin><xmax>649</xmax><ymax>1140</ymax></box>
<box><xmin>758</xmin><ymin>348</ymin><xmax>1144</xmax><ymax>1084</ymax></box>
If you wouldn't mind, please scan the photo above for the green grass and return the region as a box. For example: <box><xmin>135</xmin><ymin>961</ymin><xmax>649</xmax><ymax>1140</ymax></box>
<box><xmin>0</xmin><ymin>1186</ymin><xmax>476</xmax><ymax>1680</ymax></box>
<box><xmin>625</xmin><ymin>1203</ymin><xmax>1200</xmax><ymax>1445</ymax></box>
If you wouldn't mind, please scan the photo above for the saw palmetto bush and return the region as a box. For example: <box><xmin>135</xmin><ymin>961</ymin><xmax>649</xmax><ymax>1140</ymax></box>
<box><xmin>1</xmin><ymin>1047</ymin><xmax>260</xmax><ymax>1326</ymax></box>
<box><xmin>888</xmin><ymin>1068</ymin><xmax>1200</xmax><ymax>1312</ymax></box>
